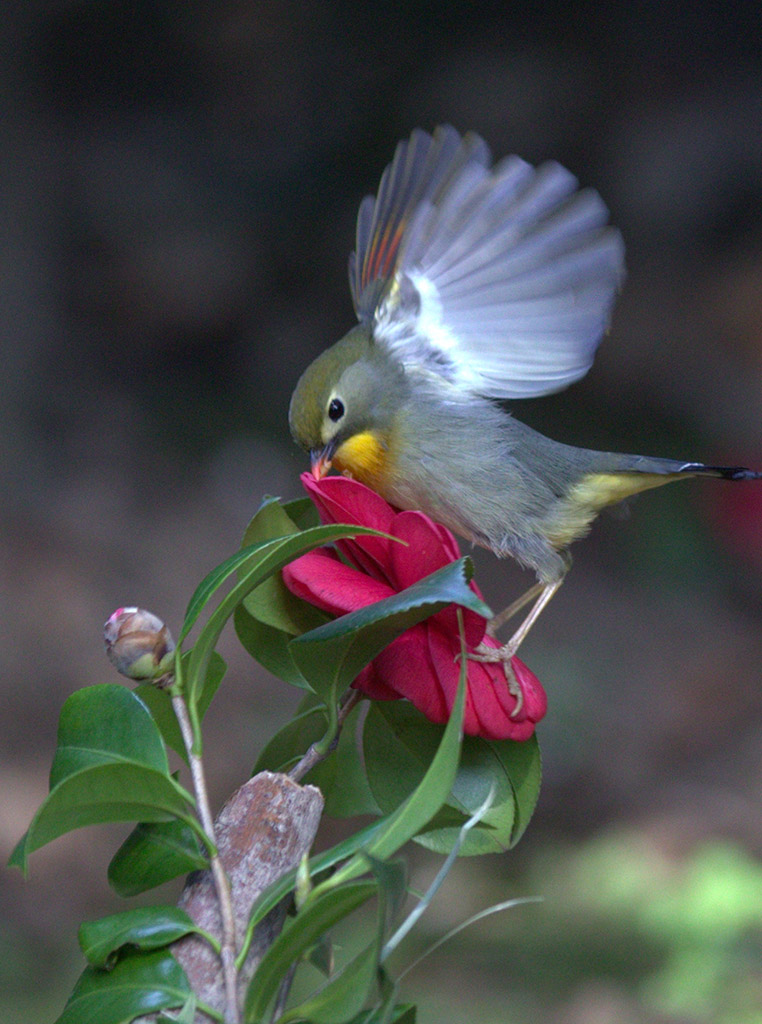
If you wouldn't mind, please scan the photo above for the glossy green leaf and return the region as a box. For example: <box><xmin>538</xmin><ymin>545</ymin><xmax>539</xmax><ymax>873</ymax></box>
<box><xmin>312</xmin><ymin>662</ymin><xmax>467</xmax><ymax>895</ymax></box>
<box><xmin>182</xmin><ymin>487</ymin><xmax>319</xmax><ymax>641</ymax></box>
<box><xmin>504</xmin><ymin>733</ymin><xmax>542</xmax><ymax>845</ymax></box>
<box><xmin>289</xmin><ymin>558</ymin><xmax>491</xmax><ymax>706</ymax></box>
<box><xmin>252</xmin><ymin>701</ymin><xmax>328</xmax><ymax>775</ymax></box>
<box><xmin>282</xmin><ymin>856</ymin><xmax>403</xmax><ymax>1023</ymax></box>
<box><xmin>135</xmin><ymin>652</ymin><xmax>226</xmax><ymax>762</ymax></box>
<box><xmin>364</xmin><ymin>702</ymin><xmax>541</xmax><ymax>855</ymax></box>
<box><xmin>10</xmin><ymin>763</ymin><xmax>196</xmax><ymax>873</ymax></box>
<box><xmin>308</xmin><ymin>702</ymin><xmax>381</xmax><ymax>819</ymax></box>
<box><xmin>306</xmin><ymin>933</ymin><xmax>334</xmax><ymax>977</ymax></box>
<box><xmin>79</xmin><ymin>907</ymin><xmax>200</xmax><ymax>968</ymax></box>
<box><xmin>185</xmin><ymin>524</ymin><xmax>392</xmax><ymax>715</ymax></box>
<box><xmin>49</xmin><ymin>685</ymin><xmax>168</xmax><ymax>787</ymax></box>
<box><xmin>54</xmin><ymin>948</ymin><xmax>192</xmax><ymax>1024</ymax></box>
<box><xmin>157</xmin><ymin>992</ymin><xmax>198</xmax><ymax>1023</ymax></box>
<box><xmin>346</xmin><ymin>1005</ymin><xmax>416</xmax><ymax>1024</ymax></box>
<box><xmin>242</xmin><ymin>820</ymin><xmax>386</xmax><ymax>951</ymax></box>
<box><xmin>108</xmin><ymin>820</ymin><xmax>207</xmax><ymax>897</ymax></box>
<box><xmin>278</xmin><ymin>937</ymin><xmax>380</xmax><ymax>1024</ymax></box>
<box><xmin>240</xmin><ymin>497</ymin><xmax>330</xmax><ymax>635</ymax></box>
<box><xmin>252</xmin><ymin>690</ymin><xmax>379</xmax><ymax>815</ymax></box>
<box><xmin>241</xmin><ymin>494</ymin><xmax>302</xmax><ymax>545</ymax></box>
<box><xmin>241</xmin><ymin>494</ymin><xmax>319</xmax><ymax>537</ymax></box>
<box><xmin>180</xmin><ymin>539</ymin><xmax>284</xmax><ymax>642</ymax></box>
<box><xmin>244</xmin><ymin>881</ymin><xmax>378</xmax><ymax>1023</ymax></box>
<box><xmin>245</xmin><ymin>569</ymin><xmax>331</xmax><ymax>636</ymax></box>
<box><xmin>234</xmin><ymin>605</ymin><xmax>310</xmax><ymax>687</ymax></box>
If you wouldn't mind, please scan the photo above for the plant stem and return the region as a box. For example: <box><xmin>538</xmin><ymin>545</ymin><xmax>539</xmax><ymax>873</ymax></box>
<box><xmin>172</xmin><ymin>692</ymin><xmax>240</xmax><ymax>1024</ymax></box>
<box><xmin>289</xmin><ymin>689</ymin><xmax>362</xmax><ymax>782</ymax></box>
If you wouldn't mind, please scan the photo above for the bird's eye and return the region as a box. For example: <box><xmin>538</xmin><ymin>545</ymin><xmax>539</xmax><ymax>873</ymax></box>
<box><xmin>328</xmin><ymin>398</ymin><xmax>345</xmax><ymax>422</ymax></box>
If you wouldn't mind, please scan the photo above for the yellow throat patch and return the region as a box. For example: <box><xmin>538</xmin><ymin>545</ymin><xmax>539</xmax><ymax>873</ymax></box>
<box><xmin>333</xmin><ymin>431</ymin><xmax>388</xmax><ymax>484</ymax></box>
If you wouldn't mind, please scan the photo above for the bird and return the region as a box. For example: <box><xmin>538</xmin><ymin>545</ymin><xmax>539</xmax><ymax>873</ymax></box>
<box><xmin>288</xmin><ymin>125</ymin><xmax>760</xmax><ymax>704</ymax></box>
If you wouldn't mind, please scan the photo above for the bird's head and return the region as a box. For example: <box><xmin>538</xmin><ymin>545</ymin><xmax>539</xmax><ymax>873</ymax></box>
<box><xmin>289</xmin><ymin>325</ymin><xmax>407</xmax><ymax>481</ymax></box>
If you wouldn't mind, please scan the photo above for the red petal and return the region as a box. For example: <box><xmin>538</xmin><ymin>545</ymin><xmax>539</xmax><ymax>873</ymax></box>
<box><xmin>433</xmin><ymin>521</ymin><xmax>462</xmax><ymax>562</ymax></box>
<box><xmin>390</xmin><ymin>510</ymin><xmax>455</xmax><ymax>588</ymax></box>
<box><xmin>301</xmin><ymin>473</ymin><xmax>396</xmax><ymax>581</ymax></box>
<box><xmin>390</xmin><ymin>510</ymin><xmax>486</xmax><ymax>647</ymax></box>
<box><xmin>427</xmin><ymin>628</ymin><xmax>546</xmax><ymax>741</ymax></box>
<box><xmin>426</xmin><ymin>628</ymin><xmax>482</xmax><ymax>735</ymax></box>
<box><xmin>511</xmin><ymin>656</ymin><xmax>548</xmax><ymax>722</ymax></box>
<box><xmin>370</xmin><ymin>625</ymin><xmax>448</xmax><ymax>723</ymax></box>
<box><xmin>283</xmin><ymin>548</ymin><xmax>395</xmax><ymax>616</ymax></box>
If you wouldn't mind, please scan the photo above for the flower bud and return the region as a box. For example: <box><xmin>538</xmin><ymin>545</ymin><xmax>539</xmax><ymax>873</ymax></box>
<box><xmin>104</xmin><ymin>607</ymin><xmax>175</xmax><ymax>682</ymax></box>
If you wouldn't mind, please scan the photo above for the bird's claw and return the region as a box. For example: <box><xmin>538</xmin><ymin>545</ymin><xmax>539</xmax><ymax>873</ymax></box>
<box><xmin>462</xmin><ymin>641</ymin><xmax>524</xmax><ymax>718</ymax></box>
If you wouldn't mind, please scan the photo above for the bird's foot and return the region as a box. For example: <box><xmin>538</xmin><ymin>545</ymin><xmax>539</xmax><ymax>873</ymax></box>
<box><xmin>469</xmin><ymin>641</ymin><xmax>523</xmax><ymax>717</ymax></box>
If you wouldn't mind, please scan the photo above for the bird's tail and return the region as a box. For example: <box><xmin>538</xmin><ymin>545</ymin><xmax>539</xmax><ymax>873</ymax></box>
<box><xmin>559</xmin><ymin>455</ymin><xmax>761</xmax><ymax>535</ymax></box>
<box><xmin>676</xmin><ymin>462</ymin><xmax>762</xmax><ymax>481</ymax></box>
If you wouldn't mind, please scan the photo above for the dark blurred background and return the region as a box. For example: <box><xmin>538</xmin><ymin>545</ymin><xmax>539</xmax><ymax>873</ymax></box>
<box><xmin>3</xmin><ymin>2</ymin><xmax>762</xmax><ymax>1022</ymax></box>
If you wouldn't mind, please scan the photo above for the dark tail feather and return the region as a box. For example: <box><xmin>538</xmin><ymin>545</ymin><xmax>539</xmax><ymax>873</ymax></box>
<box><xmin>678</xmin><ymin>462</ymin><xmax>762</xmax><ymax>481</ymax></box>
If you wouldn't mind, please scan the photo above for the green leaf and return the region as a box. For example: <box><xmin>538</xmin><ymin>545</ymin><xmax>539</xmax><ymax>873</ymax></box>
<box><xmin>289</xmin><ymin>558</ymin><xmax>491</xmax><ymax>706</ymax></box>
<box><xmin>244</xmin><ymin>881</ymin><xmax>378</xmax><ymax>1023</ymax></box>
<box><xmin>181</xmin><ymin>541</ymin><xmax>281</xmax><ymax>642</ymax></box>
<box><xmin>134</xmin><ymin>652</ymin><xmax>226</xmax><ymax>762</ymax></box>
<box><xmin>364</xmin><ymin>702</ymin><xmax>542</xmax><ymax>855</ymax></box>
<box><xmin>243</xmin><ymin>820</ymin><xmax>386</xmax><ymax>950</ymax></box>
<box><xmin>504</xmin><ymin>733</ymin><xmax>542</xmax><ymax>845</ymax></box>
<box><xmin>362</xmin><ymin>704</ymin><xmax>441</xmax><ymax>812</ymax></box>
<box><xmin>312</xmin><ymin>659</ymin><xmax>468</xmax><ymax>895</ymax></box>
<box><xmin>234</xmin><ymin>605</ymin><xmax>310</xmax><ymax>688</ymax></box>
<box><xmin>9</xmin><ymin>685</ymin><xmax>197</xmax><ymax>874</ymax></box>
<box><xmin>108</xmin><ymin>820</ymin><xmax>208</xmax><ymax>897</ymax></box>
<box><xmin>240</xmin><ymin>496</ymin><xmax>331</xmax><ymax>635</ymax></box>
<box><xmin>347</xmin><ymin>1005</ymin><xmax>416</xmax><ymax>1024</ymax></box>
<box><xmin>253</xmin><ymin>693</ymin><xmax>378</xmax><ymax>817</ymax></box>
<box><xmin>308</xmin><ymin>702</ymin><xmax>381</xmax><ymax>819</ymax></box>
<box><xmin>252</xmin><ymin>700</ymin><xmax>328</xmax><ymax>775</ymax></box>
<box><xmin>54</xmin><ymin>948</ymin><xmax>191</xmax><ymax>1024</ymax></box>
<box><xmin>244</xmin><ymin>570</ymin><xmax>331</xmax><ymax>636</ymax></box>
<box><xmin>79</xmin><ymin>907</ymin><xmax>200</xmax><ymax>968</ymax></box>
<box><xmin>157</xmin><ymin>991</ymin><xmax>198</xmax><ymax>1023</ymax></box>
<box><xmin>184</xmin><ymin>524</ymin><xmax>393</xmax><ymax>715</ymax></box>
<box><xmin>49</xmin><ymin>685</ymin><xmax>169</xmax><ymax>787</ymax></box>
<box><xmin>241</xmin><ymin>494</ymin><xmax>301</xmax><ymax>544</ymax></box>
<box><xmin>240</xmin><ymin>494</ymin><xmax>319</xmax><ymax>538</ymax></box>
<box><xmin>278</xmin><ymin>937</ymin><xmax>380</xmax><ymax>1024</ymax></box>
<box><xmin>282</xmin><ymin>856</ymin><xmax>404</xmax><ymax>1023</ymax></box>
<box><xmin>10</xmin><ymin>763</ymin><xmax>196</xmax><ymax>873</ymax></box>
<box><xmin>281</xmin><ymin>496</ymin><xmax>320</xmax><ymax>530</ymax></box>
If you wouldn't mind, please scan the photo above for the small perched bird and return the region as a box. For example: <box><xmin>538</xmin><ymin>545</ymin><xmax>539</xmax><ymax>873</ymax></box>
<box><xmin>289</xmin><ymin>125</ymin><xmax>760</xmax><ymax>693</ymax></box>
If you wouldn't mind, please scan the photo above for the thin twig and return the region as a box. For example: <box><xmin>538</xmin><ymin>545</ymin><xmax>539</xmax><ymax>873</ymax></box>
<box><xmin>289</xmin><ymin>688</ymin><xmax>363</xmax><ymax>782</ymax></box>
<box><xmin>172</xmin><ymin>692</ymin><xmax>241</xmax><ymax>1024</ymax></box>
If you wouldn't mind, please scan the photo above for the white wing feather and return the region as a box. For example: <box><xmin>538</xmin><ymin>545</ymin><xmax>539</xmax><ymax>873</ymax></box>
<box><xmin>349</xmin><ymin>126</ymin><xmax>625</xmax><ymax>399</ymax></box>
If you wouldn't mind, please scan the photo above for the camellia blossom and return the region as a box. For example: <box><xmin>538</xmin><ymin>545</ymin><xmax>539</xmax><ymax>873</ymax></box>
<box><xmin>282</xmin><ymin>473</ymin><xmax>547</xmax><ymax>741</ymax></box>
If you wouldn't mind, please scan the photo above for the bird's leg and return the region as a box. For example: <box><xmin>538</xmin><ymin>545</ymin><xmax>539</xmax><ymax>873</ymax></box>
<box><xmin>484</xmin><ymin>581</ymin><xmax>545</xmax><ymax>638</ymax></box>
<box><xmin>471</xmin><ymin>578</ymin><xmax>564</xmax><ymax>716</ymax></box>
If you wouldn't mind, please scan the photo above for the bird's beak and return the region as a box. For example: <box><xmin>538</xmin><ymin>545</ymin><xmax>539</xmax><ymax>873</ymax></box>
<box><xmin>310</xmin><ymin>442</ymin><xmax>336</xmax><ymax>480</ymax></box>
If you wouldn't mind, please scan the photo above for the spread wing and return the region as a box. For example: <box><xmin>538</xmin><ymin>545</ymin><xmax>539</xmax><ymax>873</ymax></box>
<box><xmin>348</xmin><ymin>125</ymin><xmax>625</xmax><ymax>399</ymax></box>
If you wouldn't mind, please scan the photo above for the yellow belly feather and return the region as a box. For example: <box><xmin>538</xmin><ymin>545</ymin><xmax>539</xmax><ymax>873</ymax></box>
<box><xmin>545</xmin><ymin>471</ymin><xmax>681</xmax><ymax>549</ymax></box>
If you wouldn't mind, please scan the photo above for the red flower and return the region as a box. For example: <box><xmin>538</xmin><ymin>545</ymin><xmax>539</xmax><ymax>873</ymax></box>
<box><xmin>282</xmin><ymin>473</ymin><xmax>546</xmax><ymax>741</ymax></box>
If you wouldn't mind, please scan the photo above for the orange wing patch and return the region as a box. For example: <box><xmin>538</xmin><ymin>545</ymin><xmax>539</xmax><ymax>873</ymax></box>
<box><xmin>363</xmin><ymin>220</ymin><xmax>407</xmax><ymax>292</ymax></box>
